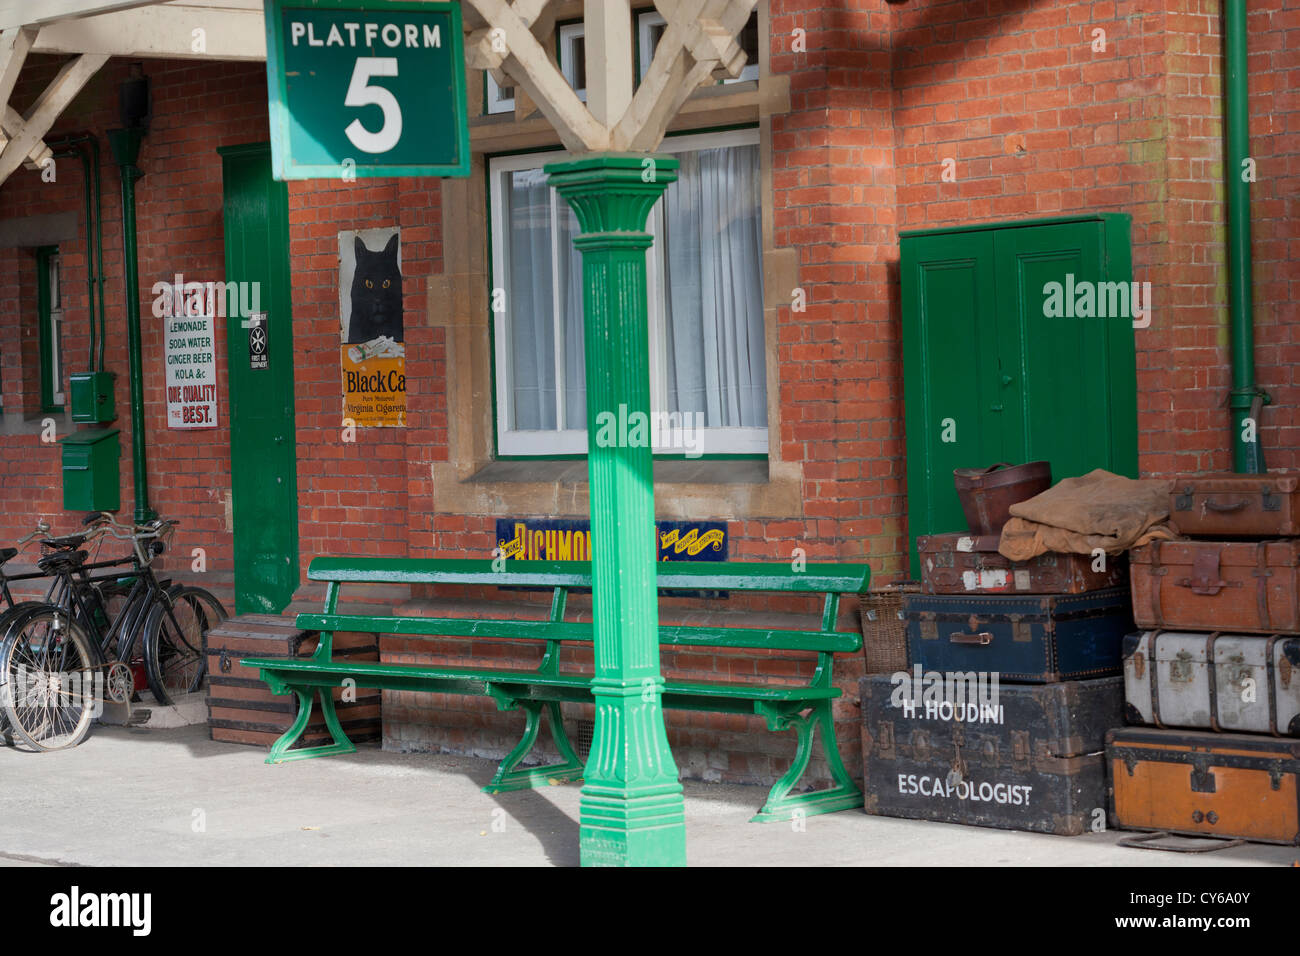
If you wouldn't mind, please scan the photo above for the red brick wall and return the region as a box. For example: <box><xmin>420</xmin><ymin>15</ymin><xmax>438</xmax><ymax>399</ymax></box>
<box><xmin>890</xmin><ymin>0</ymin><xmax>1300</xmax><ymax>480</ymax></box>
<box><xmin>1</xmin><ymin>0</ymin><xmax>1296</xmax><ymax>795</ymax></box>
<box><xmin>0</xmin><ymin>58</ymin><xmax>271</xmax><ymax>595</ymax></box>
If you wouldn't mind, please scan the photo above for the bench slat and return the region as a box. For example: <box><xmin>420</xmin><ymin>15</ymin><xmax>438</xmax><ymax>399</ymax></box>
<box><xmin>305</xmin><ymin>557</ymin><xmax>870</xmax><ymax>595</ymax></box>
<box><xmin>294</xmin><ymin>612</ymin><xmax>861</xmax><ymax>653</ymax></box>
<box><xmin>242</xmin><ymin>656</ymin><xmax>839</xmax><ymax>701</ymax></box>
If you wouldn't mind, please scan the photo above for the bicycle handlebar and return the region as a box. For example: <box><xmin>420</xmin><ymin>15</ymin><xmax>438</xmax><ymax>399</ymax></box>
<box><xmin>75</xmin><ymin>513</ymin><xmax>179</xmax><ymax>566</ymax></box>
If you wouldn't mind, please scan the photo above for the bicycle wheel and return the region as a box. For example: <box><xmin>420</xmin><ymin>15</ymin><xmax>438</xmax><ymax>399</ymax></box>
<box><xmin>0</xmin><ymin>606</ymin><xmax>98</xmax><ymax>751</ymax></box>
<box><xmin>142</xmin><ymin>587</ymin><xmax>227</xmax><ymax>705</ymax></box>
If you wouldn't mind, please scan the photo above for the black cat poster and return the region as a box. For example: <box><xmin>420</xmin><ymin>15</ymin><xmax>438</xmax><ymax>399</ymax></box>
<box><xmin>339</xmin><ymin>227</ymin><xmax>406</xmax><ymax>427</ymax></box>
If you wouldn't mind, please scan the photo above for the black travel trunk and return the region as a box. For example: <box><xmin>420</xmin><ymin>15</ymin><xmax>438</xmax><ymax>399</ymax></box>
<box><xmin>859</xmin><ymin>674</ymin><xmax>1124</xmax><ymax>835</ymax></box>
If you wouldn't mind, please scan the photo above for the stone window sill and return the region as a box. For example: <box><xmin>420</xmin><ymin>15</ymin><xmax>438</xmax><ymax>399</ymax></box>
<box><xmin>467</xmin><ymin>458</ymin><xmax>769</xmax><ymax>485</ymax></box>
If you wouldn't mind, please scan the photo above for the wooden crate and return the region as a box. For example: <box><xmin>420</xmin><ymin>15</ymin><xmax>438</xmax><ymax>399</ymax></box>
<box><xmin>206</xmin><ymin>613</ymin><xmax>381</xmax><ymax>749</ymax></box>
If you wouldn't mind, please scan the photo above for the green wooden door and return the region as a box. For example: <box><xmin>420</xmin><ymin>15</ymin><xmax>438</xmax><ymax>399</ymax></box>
<box><xmin>220</xmin><ymin>143</ymin><xmax>299</xmax><ymax>614</ymax></box>
<box><xmin>901</xmin><ymin>214</ymin><xmax>1138</xmax><ymax>577</ymax></box>
<box><xmin>899</xmin><ymin>229</ymin><xmax>1004</xmax><ymax>551</ymax></box>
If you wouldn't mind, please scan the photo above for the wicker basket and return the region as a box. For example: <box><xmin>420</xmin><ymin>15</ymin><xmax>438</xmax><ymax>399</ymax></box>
<box><xmin>860</xmin><ymin>582</ymin><xmax>919</xmax><ymax>674</ymax></box>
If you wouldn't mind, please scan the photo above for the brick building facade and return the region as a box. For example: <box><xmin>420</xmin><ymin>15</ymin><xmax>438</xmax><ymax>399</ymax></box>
<box><xmin>0</xmin><ymin>0</ymin><xmax>1296</xmax><ymax>790</ymax></box>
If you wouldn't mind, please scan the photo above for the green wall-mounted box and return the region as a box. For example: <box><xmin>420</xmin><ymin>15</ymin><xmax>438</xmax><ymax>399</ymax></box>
<box><xmin>60</xmin><ymin>427</ymin><xmax>121</xmax><ymax>512</ymax></box>
<box><xmin>69</xmin><ymin>371</ymin><xmax>116</xmax><ymax>423</ymax></box>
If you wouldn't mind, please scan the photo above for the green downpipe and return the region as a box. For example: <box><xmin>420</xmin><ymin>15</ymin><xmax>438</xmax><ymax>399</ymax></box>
<box><xmin>47</xmin><ymin>135</ymin><xmax>106</xmax><ymax>372</ymax></box>
<box><xmin>1224</xmin><ymin>0</ymin><xmax>1266</xmax><ymax>473</ymax></box>
<box><xmin>108</xmin><ymin>128</ymin><xmax>155</xmax><ymax>523</ymax></box>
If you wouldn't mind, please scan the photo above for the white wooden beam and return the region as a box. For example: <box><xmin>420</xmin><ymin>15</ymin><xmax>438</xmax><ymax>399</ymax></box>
<box><xmin>0</xmin><ymin>0</ymin><xmax>160</xmax><ymax>32</ymax></box>
<box><xmin>613</xmin><ymin>0</ymin><xmax>755</xmax><ymax>150</ymax></box>
<box><xmin>0</xmin><ymin>25</ymin><xmax>35</xmax><ymax>108</ymax></box>
<box><xmin>0</xmin><ymin>28</ymin><xmax>49</xmax><ymax>171</ymax></box>
<box><xmin>464</xmin><ymin>0</ymin><xmax>608</xmax><ymax>151</ymax></box>
<box><xmin>1</xmin><ymin>105</ymin><xmax>54</xmax><ymax>168</ymax></box>
<box><xmin>0</xmin><ymin>52</ymin><xmax>108</xmax><ymax>185</ymax></box>
<box><xmin>583</xmin><ymin>0</ymin><xmax>632</xmax><ymax>128</ymax></box>
<box><xmin>33</xmin><ymin>5</ymin><xmax>265</xmax><ymax>60</ymax></box>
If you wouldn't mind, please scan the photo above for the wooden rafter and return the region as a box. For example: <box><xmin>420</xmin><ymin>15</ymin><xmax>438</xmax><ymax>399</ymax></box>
<box><xmin>0</xmin><ymin>0</ymin><xmax>158</xmax><ymax>33</ymax></box>
<box><xmin>463</xmin><ymin>0</ymin><xmax>757</xmax><ymax>154</ymax></box>
<box><xmin>0</xmin><ymin>51</ymin><xmax>109</xmax><ymax>185</ymax></box>
<box><xmin>0</xmin><ymin>25</ymin><xmax>55</xmax><ymax>173</ymax></box>
<box><xmin>464</xmin><ymin>0</ymin><xmax>608</xmax><ymax>151</ymax></box>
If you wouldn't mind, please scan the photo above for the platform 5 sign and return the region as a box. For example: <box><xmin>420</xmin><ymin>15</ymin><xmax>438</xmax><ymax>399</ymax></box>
<box><xmin>263</xmin><ymin>0</ymin><xmax>470</xmax><ymax>180</ymax></box>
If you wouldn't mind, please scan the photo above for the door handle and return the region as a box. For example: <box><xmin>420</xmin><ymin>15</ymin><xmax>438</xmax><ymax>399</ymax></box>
<box><xmin>1001</xmin><ymin>374</ymin><xmax>1014</xmax><ymax>387</ymax></box>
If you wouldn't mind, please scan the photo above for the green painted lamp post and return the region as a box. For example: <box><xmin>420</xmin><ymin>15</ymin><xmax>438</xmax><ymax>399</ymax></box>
<box><xmin>546</xmin><ymin>153</ymin><xmax>687</xmax><ymax>867</ymax></box>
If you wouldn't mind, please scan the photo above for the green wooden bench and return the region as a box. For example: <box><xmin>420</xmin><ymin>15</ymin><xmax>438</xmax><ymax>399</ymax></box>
<box><xmin>242</xmin><ymin>558</ymin><xmax>870</xmax><ymax>822</ymax></box>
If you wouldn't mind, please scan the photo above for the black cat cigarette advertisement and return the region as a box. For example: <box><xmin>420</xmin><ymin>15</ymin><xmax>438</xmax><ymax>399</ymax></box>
<box><xmin>339</xmin><ymin>227</ymin><xmax>406</xmax><ymax>427</ymax></box>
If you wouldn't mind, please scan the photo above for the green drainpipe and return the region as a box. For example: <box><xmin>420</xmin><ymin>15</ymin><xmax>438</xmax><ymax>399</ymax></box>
<box><xmin>108</xmin><ymin>127</ymin><xmax>156</xmax><ymax>523</ymax></box>
<box><xmin>49</xmin><ymin>143</ymin><xmax>97</xmax><ymax>370</ymax></box>
<box><xmin>47</xmin><ymin>135</ymin><xmax>105</xmax><ymax>372</ymax></box>
<box><xmin>1224</xmin><ymin>0</ymin><xmax>1267</xmax><ymax>473</ymax></box>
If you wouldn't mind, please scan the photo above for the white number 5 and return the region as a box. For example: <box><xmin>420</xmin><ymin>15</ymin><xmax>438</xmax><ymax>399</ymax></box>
<box><xmin>344</xmin><ymin>57</ymin><xmax>402</xmax><ymax>154</ymax></box>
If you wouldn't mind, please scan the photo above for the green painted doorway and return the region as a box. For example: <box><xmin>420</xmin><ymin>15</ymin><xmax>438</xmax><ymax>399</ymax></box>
<box><xmin>900</xmin><ymin>214</ymin><xmax>1139</xmax><ymax>578</ymax></box>
<box><xmin>220</xmin><ymin>143</ymin><xmax>300</xmax><ymax>614</ymax></box>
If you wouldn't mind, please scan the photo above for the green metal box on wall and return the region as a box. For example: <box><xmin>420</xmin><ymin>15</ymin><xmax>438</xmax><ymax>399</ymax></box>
<box><xmin>69</xmin><ymin>371</ymin><xmax>116</xmax><ymax>424</ymax></box>
<box><xmin>60</xmin><ymin>428</ymin><xmax>121</xmax><ymax>512</ymax></box>
<box><xmin>900</xmin><ymin>214</ymin><xmax>1139</xmax><ymax>578</ymax></box>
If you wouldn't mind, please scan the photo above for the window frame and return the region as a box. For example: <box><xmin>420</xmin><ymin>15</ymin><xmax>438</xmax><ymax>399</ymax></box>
<box><xmin>36</xmin><ymin>245</ymin><xmax>65</xmax><ymax>412</ymax></box>
<box><xmin>488</xmin><ymin>126</ymin><xmax>767</xmax><ymax>458</ymax></box>
<box><xmin>636</xmin><ymin>10</ymin><xmax>759</xmax><ymax>86</ymax></box>
<box><xmin>557</xmin><ymin>21</ymin><xmax>587</xmax><ymax>102</ymax></box>
<box><xmin>485</xmin><ymin>71</ymin><xmax>516</xmax><ymax>115</ymax></box>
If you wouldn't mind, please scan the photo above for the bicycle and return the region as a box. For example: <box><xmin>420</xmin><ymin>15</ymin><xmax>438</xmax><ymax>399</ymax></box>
<box><xmin>0</xmin><ymin>519</ymin><xmax>63</xmax><ymax>634</ymax></box>
<box><xmin>0</xmin><ymin>514</ymin><xmax>227</xmax><ymax>750</ymax></box>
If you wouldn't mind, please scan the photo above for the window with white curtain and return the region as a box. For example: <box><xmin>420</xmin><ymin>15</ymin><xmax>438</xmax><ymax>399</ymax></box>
<box><xmin>489</xmin><ymin>128</ymin><xmax>767</xmax><ymax>456</ymax></box>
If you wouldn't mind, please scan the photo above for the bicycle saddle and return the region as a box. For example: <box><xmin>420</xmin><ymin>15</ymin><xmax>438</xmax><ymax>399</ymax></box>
<box><xmin>38</xmin><ymin>549</ymin><xmax>88</xmax><ymax>574</ymax></box>
<box><xmin>42</xmin><ymin>533</ymin><xmax>86</xmax><ymax>551</ymax></box>
<box><xmin>0</xmin><ymin>547</ymin><xmax>16</xmax><ymax>566</ymax></box>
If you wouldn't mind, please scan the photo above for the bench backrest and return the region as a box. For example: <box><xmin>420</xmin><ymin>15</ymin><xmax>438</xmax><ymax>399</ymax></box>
<box><xmin>301</xmin><ymin>557</ymin><xmax>870</xmax><ymax>656</ymax></box>
<box><xmin>307</xmin><ymin>557</ymin><xmax>869</xmax><ymax>596</ymax></box>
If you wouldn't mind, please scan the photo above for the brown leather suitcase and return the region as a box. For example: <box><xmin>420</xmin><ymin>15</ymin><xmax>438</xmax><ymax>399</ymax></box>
<box><xmin>1107</xmin><ymin>727</ymin><xmax>1300</xmax><ymax>844</ymax></box>
<box><xmin>205</xmin><ymin>614</ymin><xmax>381</xmax><ymax>748</ymax></box>
<box><xmin>1129</xmin><ymin>538</ymin><xmax>1300</xmax><ymax>633</ymax></box>
<box><xmin>1169</xmin><ymin>473</ymin><xmax>1300</xmax><ymax>538</ymax></box>
<box><xmin>917</xmin><ymin>532</ymin><xmax>1127</xmax><ymax>594</ymax></box>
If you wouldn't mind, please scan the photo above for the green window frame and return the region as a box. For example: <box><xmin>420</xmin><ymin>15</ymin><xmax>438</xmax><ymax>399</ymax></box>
<box><xmin>36</xmin><ymin>245</ymin><xmax>65</xmax><ymax>412</ymax></box>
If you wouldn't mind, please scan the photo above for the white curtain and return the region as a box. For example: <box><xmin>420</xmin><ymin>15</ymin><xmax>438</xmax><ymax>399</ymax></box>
<box><xmin>556</xmin><ymin>202</ymin><xmax>586</xmax><ymax>428</ymax></box>
<box><xmin>506</xmin><ymin>167</ymin><xmax>556</xmax><ymax>430</ymax></box>
<box><xmin>504</xmin><ymin>143</ymin><xmax>765</xmax><ymax>435</ymax></box>
<box><xmin>661</xmin><ymin>144</ymin><xmax>766</xmax><ymax>427</ymax></box>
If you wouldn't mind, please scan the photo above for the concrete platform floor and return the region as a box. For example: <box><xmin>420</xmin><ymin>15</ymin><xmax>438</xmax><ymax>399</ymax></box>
<box><xmin>0</xmin><ymin>723</ymin><xmax>1295</xmax><ymax>867</ymax></box>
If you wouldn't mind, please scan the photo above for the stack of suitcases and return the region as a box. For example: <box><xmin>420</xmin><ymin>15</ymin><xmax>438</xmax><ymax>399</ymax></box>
<box><xmin>861</xmin><ymin>462</ymin><xmax>1135</xmax><ymax>835</ymax></box>
<box><xmin>1109</xmin><ymin>475</ymin><xmax>1300</xmax><ymax>846</ymax></box>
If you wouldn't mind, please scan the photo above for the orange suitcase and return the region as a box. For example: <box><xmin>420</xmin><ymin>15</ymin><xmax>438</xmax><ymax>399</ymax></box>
<box><xmin>1107</xmin><ymin>726</ymin><xmax>1300</xmax><ymax>844</ymax></box>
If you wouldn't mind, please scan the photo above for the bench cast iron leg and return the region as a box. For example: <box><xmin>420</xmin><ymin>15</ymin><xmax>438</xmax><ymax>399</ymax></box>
<box><xmin>483</xmin><ymin>699</ymin><xmax>585</xmax><ymax>794</ymax></box>
<box><xmin>262</xmin><ymin>676</ymin><xmax>357</xmax><ymax>764</ymax></box>
<box><xmin>750</xmin><ymin>700</ymin><xmax>864</xmax><ymax>823</ymax></box>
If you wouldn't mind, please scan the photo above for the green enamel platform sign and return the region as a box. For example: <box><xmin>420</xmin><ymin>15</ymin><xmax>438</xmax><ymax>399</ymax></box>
<box><xmin>264</xmin><ymin>0</ymin><xmax>469</xmax><ymax>180</ymax></box>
